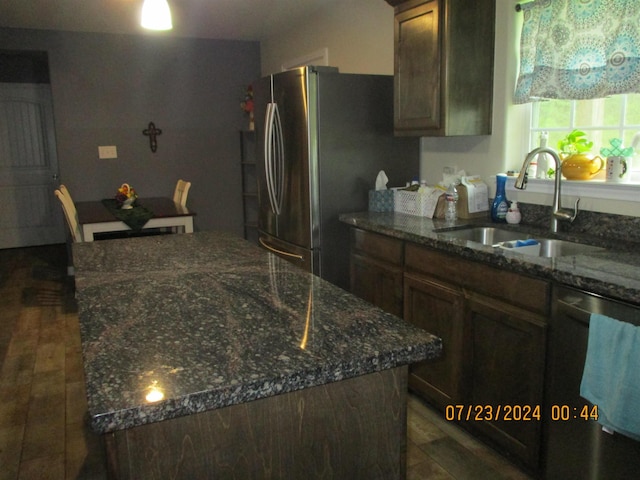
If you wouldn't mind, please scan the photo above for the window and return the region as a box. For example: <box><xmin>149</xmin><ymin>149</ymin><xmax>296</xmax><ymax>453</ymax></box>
<box><xmin>530</xmin><ymin>94</ymin><xmax>640</xmax><ymax>152</ymax></box>
<box><xmin>528</xmin><ymin>94</ymin><xmax>640</xmax><ymax>181</ymax></box>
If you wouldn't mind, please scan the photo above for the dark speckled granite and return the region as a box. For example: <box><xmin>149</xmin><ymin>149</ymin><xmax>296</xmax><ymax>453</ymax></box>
<box><xmin>72</xmin><ymin>231</ymin><xmax>441</xmax><ymax>434</ymax></box>
<box><xmin>515</xmin><ymin>202</ymin><xmax>640</xmax><ymax>246</ymax></box>
<box><xmin>339</xmin><ymin>212</ymin><xmax>640</xmax><ymax>306</ymax></box>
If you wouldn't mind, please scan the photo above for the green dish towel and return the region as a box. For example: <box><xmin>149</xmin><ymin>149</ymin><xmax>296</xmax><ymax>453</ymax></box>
<box><xmin>101</xmin><ymin>199</ymin><xmax>154</xmax><ymax>231</ymax></box>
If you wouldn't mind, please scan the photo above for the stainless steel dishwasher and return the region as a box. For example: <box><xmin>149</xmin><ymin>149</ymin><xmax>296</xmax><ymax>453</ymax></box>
<box><xmin>544</xmin><ymin>285</ymin><xmax>640</xmax><ymax>479</ymax></box>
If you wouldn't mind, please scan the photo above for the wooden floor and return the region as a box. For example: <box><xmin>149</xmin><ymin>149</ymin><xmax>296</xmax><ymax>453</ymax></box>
<box><xmin>407</xmin><ymin>396</ymin><xmax>534</xmax><ymax>480</ymax></box>
<box><xmin>0</xmin><ymin>244</ymin><xmax>534</xmax><ymax>480</ymax></box>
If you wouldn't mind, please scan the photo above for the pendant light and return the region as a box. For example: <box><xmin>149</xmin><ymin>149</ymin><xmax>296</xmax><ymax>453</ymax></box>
<box><xmin>141</xmin><ymin>0</ymin><xmax>173</xmax><ymax>31</ymax></box>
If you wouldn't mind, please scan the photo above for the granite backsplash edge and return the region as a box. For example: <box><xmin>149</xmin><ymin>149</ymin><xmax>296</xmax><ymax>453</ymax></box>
<box><xmin>514</xmin><ymin>202</ymin><xmax>640</xmax><ymax>248</ymax></box>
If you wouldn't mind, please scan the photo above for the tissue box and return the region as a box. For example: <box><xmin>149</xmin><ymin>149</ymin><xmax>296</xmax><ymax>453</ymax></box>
<box><xmin>369</xmin><ymin>190</ymin><xmax>395</xmax><ymax>212</ymax></box>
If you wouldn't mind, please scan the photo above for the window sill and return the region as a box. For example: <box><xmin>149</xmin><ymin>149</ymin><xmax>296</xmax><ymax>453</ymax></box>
<box><xmin>505</xmin><ymin>176</ymin><xmax>640</xmax><ymax>202</ymax></box>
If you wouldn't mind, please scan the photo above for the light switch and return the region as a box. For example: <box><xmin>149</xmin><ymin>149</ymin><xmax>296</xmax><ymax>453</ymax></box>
<box><xmin>98</xmin><ymin>146</ymin><xmax>118</xmax><ymax>159</ymax></box>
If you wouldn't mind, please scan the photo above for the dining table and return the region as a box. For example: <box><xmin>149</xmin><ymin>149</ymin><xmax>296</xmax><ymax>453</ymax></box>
<box><xmin>75</xmin><ymin>197</ymin><xmax>195</xmax><ymax>242</ymax></box>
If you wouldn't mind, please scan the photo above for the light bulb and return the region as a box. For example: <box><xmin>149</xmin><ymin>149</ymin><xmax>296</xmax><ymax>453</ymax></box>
<box><xmin>141</xmin><ymin>0</ymin><xmax>173</xmax><ymax>31</ymax></box>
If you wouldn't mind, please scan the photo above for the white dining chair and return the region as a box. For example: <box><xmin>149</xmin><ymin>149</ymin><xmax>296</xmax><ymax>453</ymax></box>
<box><xmin>59</xmin><ymin>184</ymin><xmax>74</xmax><ymax>204</ymax></box>
<box><xmin>173</xmin><ymin>179</ymin><xmax>191</xmax><ymax>207</ymax></box>
<box><xmin>54</xmin><ymin>189</ymin><xmax>83</xmax><ymax>243</ymax></box>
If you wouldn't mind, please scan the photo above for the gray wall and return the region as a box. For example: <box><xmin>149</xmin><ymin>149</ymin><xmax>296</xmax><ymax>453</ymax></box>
<box><xmin>0</xmin><ymin>28</ymin><xmax>261</xmax><ymax>235</ymax></box>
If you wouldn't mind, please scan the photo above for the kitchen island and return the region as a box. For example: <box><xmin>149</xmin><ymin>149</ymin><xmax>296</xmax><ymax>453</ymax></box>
<box><xmin>72</xmin><ymin>231</ymin><xmax>441</xmax><ymax>479</ymax></box>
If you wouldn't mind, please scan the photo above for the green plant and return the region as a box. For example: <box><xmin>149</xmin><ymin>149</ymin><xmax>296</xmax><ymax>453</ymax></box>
<box><xmin>557</xmin><ymin>129</ymin><xmax>593</xmax><ymax>155</ymax></box>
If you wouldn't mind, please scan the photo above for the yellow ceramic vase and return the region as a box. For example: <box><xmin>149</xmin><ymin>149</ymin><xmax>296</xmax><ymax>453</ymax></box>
<box><xmin>561</xmin><ymin>153</ymin><xmax>605</xmax><ymax>180</ymax></box>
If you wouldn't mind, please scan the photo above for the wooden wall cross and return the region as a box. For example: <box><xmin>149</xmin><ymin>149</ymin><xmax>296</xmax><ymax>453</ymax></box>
<box><xmin>143</xmin><ymin>122</ymin><xmax>162</xmax><ymax>152</ymax></box>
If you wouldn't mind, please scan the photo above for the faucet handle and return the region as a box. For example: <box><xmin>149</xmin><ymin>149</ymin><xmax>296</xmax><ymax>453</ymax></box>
<box><xmin>571</xmin><ymin>197</ymin><xmax>580</xmax><ymax>221</ymax></box>
<box><xmin>555</xmin><ymin>197</ymin><xmax>580</xmax><ymax>223</ymax></box>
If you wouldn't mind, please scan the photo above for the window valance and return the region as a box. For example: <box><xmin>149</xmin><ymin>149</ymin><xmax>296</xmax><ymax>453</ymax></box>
<box><xmin>515</xmin><ymin>0</ymin><xmax>640</xmax><ymax>104</ymax></box>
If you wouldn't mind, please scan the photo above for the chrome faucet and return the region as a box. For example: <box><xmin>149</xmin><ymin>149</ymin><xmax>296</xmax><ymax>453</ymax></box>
<box><xmin>514</xmin><ymin>147</ymin><xmax>579</xmax><ymax>233</ymax></box>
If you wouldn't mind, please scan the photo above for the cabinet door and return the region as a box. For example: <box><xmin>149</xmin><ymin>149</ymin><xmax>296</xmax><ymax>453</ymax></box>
<box><xmin>389</xmin><ymin>0</ymin><xmax>495</xmax><ymax>136</ymax></box>
<box><xmin>393</xmin><ymin>0</ymin><xmax>441</xmax><ymax>133</ymax></box>
<box><xmin>403</xmin><ymin>272</ymin><xmax>465</xmax><ymax>409</ymax></box>
<box><xmin>349</xmin><ymin>229</ymin><xmax>404</xmax><ymax>317</ymax></box>
<box><xmin>465</xmin><ymin>291</ymin><xmax>546</xmax><ymax>470</ymax></box>
<box><xmin>350</xmin><ymin>253</ymin><xmax>403</xmax><ymax>317</ymax></box>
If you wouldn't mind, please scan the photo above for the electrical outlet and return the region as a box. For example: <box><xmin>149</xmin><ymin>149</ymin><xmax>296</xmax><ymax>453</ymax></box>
<box><xmin>98</xmin><ymin>146</ymin><xmax>118</xmax><ymax>159</ymax></box>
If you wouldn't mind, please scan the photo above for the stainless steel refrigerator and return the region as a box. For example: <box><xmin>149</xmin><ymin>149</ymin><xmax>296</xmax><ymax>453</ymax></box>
<box><xmin>254</xmin><ymin>66</ymin><xmax>419</xmax><ymax>290</ymax></box>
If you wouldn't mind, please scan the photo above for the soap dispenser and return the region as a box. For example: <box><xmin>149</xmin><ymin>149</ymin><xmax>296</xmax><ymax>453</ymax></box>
<box><xmin>506</xmin><ymin>201</ymin><xmax>522</xmax><ymax>225</ymax></box>
<box><xmin>491</xmin><ymin>174</ymin><xmax>509</xmax><ymax>223</ymax></box>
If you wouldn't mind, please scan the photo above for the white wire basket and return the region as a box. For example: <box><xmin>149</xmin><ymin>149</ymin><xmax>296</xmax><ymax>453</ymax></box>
<box><xmin>394</xmin><ymin>191</ymin><xmax>433</xmax><ymax>217</ymax></box>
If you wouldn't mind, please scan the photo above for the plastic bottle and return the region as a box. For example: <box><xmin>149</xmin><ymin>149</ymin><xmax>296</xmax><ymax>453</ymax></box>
<box><xmin>528</xmin><ymin>157</ymin><xmax>538</xmax><ymax>178</ymax></box>
<box><xmin>491</xmin><ymin>174</ymin><xmax>509</xmax><ymax>223</ymax></box>
<box><xmin>445</xmin><ymin>183</ymin><xmax>458</xmax><ymax>222</ymax></box>
<box><xmin>506</xmin><ymin>201</ymin><xmax>522</xmax><ymax>225</ymax></box>
<box><xmin>536</xmin><ymin>131</ymin><xmax>548</xmax><ymax>179</ymax></box>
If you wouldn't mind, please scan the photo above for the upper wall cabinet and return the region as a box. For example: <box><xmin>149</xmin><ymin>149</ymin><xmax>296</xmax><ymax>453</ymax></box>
<box><xmin>385</xmin><ymin>0</ymin><xmax>495</xmax><ymax>136</ymax></box>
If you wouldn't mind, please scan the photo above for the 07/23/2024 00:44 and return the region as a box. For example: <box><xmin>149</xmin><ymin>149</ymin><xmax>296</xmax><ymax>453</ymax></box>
<box><xmin>444</xmin><ymin>404</ymin><xmax>599</xmax><ymax>422</ymax></box>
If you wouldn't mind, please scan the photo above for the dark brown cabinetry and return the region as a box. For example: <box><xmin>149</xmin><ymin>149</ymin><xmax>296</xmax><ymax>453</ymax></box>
<box><xmin>386</xmin><ymin>0</ymin><xmax>495</xmax><ymax>136</ymax></box>
<box><xmin>349</xmin><ymin>229</ymin><xmax>404</xmax><ymax>317</ymax></box>
<box><xmin>466</xmin><ymin>292</ymin><xmax>547</xmax><ymax>469</ymax></box>
<box><xmin>349</xmin><ymin>228</ymin><xmax>549</xmax><ymax>471</ymax></box>
<box><xmin>404</xmin><ymin>272</ymin><xmax>466</xmax><ymax>408</ymax></box>
<box><xmin>404</xmin><ymin>243</ymin><xmax>548</xmax><ymax>470</ymax></box>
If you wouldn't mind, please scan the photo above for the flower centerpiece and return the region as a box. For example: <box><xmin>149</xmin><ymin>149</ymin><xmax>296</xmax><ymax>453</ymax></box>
<box><xmin>115</xmin><ymin>183</ymin><xmax>138</xmax><ymax>209</ymax></box>
<box><xmin>240</xmin><ymin>85</ymin><xmax>254</xmax><ymax>131</ymax></box>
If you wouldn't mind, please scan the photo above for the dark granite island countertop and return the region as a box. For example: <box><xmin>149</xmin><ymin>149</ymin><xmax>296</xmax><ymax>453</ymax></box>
<box><xmin>73</xmin><ymin>231</ymin><xmax>441</xmax><ymax>479</ymax></box>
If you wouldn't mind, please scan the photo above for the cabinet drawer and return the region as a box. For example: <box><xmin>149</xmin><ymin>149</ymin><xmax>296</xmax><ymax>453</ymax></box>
<box><xmin>351</xmin><ymin>229</ymin><xmax>404</xmax><ymax>266</ymax></box>
<box><xmin>405</xmin><ymin>243</ymin><xmax>550</xmax><ymax>316</ymax></box>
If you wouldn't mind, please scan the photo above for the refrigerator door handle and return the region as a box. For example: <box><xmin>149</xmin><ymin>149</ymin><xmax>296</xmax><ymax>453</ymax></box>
<box><xmin>264</xmin><ymin>103</ymin><xmax>279</xmax><ymax>215</ymax></box>
<box><xmin>264</xmin><ymin>102</ymin><xmax>284</xmax><ymax>215</ymax></box>
<box><xmin>259</xmin><ymin>236</ymin><xmax>304</xmax><ymax>260</ymax></box>
<box><xmin>272</xmin><ymin>103</ymin><xmax>285</xmax><ymax>214</ymax></box>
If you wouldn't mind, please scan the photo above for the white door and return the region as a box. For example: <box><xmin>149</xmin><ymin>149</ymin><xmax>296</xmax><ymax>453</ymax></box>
<box><xmin>0</xmin><ymin>83</ymin><xmax>64</xmax><ymax>248</ymax></box>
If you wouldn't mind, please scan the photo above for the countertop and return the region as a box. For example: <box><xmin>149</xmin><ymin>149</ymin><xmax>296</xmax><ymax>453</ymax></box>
<box><xmin>72</xmin><ymin>231</ymin><xmax>442</xmax><ymax>434</ymax></box>
<box><xmin>339</xmin><ymin>211</ymin><xmax>640</xmax><ymax>306</ymax></box>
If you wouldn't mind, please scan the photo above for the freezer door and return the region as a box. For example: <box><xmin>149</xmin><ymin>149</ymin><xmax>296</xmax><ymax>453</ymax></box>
<box><xmin>255</xmin><ymin>68</ymin><xmax>314</xmax><ymax>250</ymax></box>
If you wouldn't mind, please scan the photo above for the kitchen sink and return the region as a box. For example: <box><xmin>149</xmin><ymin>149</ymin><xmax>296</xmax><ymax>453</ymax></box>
<box><xmin>530</xmin><ymin>238</ymin><xmax>605</xmax><ymax>258</ymax></box>
<box><xmin>437</xmin><ymin>226</ymin><xmax>535</xmax><ymax>246</ymax></box>
<box><xmin>437</xmin><ymin>226</ymin><xmax>606</xmax><ymax>257</ymax></box>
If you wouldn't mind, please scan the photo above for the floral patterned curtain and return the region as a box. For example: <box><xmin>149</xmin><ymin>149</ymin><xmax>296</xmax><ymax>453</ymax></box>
<box><xmin>514</xmin><ymin>0</ymin><xmax>640</xmax><ymax>104</ymax></box>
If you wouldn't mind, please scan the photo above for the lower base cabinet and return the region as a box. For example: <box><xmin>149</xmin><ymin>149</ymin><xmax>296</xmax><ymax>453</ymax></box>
<box><xmin>350</xmin><ymin>229</ymin><xmax>404</xmax><ymax>317</ymax></box>
<box><xmin>466</xmin><ymin>291</ymin><xmax>547</xmax><ymax>470</ymax></box>
<box><xmin>349</xmin><ymin>228</ymin><xmax>549</xmax><ymax>472</ymax></box>
<box><xmin>403</xmin><ymin>273</ymin><xmax>465</xmax><ymax>408</ymax></box>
